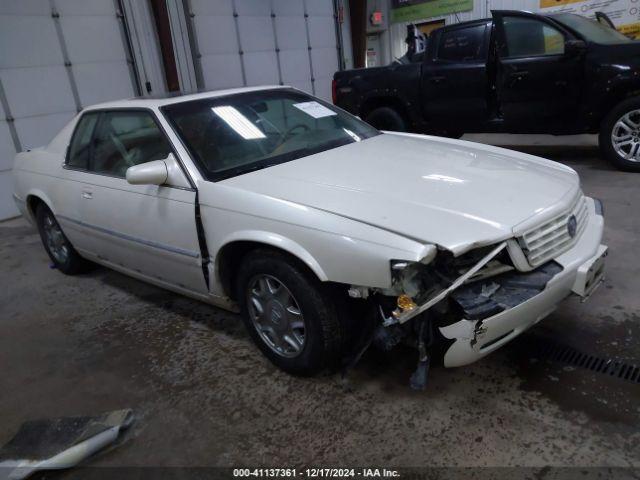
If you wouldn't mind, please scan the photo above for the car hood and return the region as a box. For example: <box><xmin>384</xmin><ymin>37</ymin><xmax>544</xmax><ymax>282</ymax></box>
<box><xmin>220</xmin><ymin>133</ymin><xmax>580</xmax><ymax>255</ymax></box>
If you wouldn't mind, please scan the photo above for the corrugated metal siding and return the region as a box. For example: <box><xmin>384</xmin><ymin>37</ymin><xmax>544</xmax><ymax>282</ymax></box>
<box><xmin>0</xmin><ymin>0</ymin><xmax>137</xmax><ymax>220</ymax></box>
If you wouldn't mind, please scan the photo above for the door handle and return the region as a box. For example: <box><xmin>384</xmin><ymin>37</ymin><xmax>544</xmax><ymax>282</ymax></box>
<box><xmin>509</xmin><ymin>71</ymin><xmax>529</xmax><ymax>81</ymax></box>
<box><xmin>82</xmin><ymin>190</ymin><xmax>93</xmax><ymax>199</ymax></box>
<box><xmin>430</xmin><ymin>75</ymin><xmax>446</xmax><ymax>84</ymax></box>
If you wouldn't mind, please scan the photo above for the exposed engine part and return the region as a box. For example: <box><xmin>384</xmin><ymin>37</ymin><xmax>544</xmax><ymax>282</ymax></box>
<box><xmin>372</xmin><ymin>320</ymin><xmax>406</xmax><ymax>351</ymax></box>
<box><xmin>348</xmin><ymin>286</ymin><xmax>370</xmax><ymax>299</ymax></box>
<box><xmin>390</xmin><ymin>242</ymin><xmax>508</xmax><ymax>324</ymax></box>
<box><xmin>451</xmin><ymin>261</ymin><xmax>563</xmax><ymax>320</ymax></box>
<box><xmin>409</xmin><ymin>317</ymin><xmax>431</xmax><ymax>391</ymax></box>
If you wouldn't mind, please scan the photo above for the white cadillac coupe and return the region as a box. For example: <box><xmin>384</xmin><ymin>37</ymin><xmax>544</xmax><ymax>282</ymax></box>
<box><xmin>12</xmin><ymin>86</ymin><xmax>607</xmax><ymax>386</ymax></box>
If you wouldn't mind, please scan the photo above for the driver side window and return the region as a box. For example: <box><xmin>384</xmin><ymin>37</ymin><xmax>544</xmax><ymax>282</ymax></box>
<box><xmin>91</xmin><ymin>111</ymin><xmax>172</xmax><ymax>177</ymax></box>
<box><xmin>503</xmin><ymin>17</ymin><xmax>565</xmax><ymax>57</ymax></box>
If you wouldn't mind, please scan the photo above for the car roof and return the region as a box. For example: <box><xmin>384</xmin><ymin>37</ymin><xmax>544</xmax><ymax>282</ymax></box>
<box><xmin>83</xmin><ymin>85</ymin><xmax>289</xmax><ymax>111</ymax></box>
<box><xmin>436</xmin><ymin>10</ymin><xmax>573</xmax><ymax>31</ymax></box>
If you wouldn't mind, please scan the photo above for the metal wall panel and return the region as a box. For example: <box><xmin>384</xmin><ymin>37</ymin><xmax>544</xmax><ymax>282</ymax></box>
<box><xmin>0</xmin><ymin>0</ymin><xmax>138</xmax><ymax>220</ymax></box>
<box><xmin>186</xmin><ymin>0</ymin><xmax>340</xmax><ymax>101</ymax></box>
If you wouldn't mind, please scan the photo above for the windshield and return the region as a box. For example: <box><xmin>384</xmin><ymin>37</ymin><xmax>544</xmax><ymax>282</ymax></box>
<box><xmin>551</xmin><ymin>13</ymin><xmax>632</xmax><ymax>44</ymax></box>
<box><xmin>161</xmin><ymin>89</ymin><xmax>380</xmax><ymax>181</ymax></box>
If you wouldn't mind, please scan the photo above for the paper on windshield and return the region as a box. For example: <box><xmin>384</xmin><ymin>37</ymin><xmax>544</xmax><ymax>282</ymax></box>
<box><xmin>293</xmin><ymin>101</ymin><xmax>337</xmax><ymax>119</ymax></box>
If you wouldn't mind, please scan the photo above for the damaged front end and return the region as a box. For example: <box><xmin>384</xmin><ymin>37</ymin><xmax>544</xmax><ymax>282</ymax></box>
<box><xmin>346</xmin><ymin>242</ymin><xmax>563</xmax><ymax>390</ymax></box>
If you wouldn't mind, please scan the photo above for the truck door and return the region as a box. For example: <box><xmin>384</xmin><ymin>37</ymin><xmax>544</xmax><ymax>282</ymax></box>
<box><xmin>492</xmin><ymin>11</ymin><xmax>583</xmax><ymax>132</ymax></box>
<box><xmin>421</xmin><ymin>22</ymin><xmax>491</xmax><ymax>132</ymax></box>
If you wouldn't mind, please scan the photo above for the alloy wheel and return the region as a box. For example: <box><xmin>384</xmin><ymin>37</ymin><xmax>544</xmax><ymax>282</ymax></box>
<box><xmin>43</xmin><ymin>213</ymin><xmax>69</xmax><ymax>264</ymax></box>
<box><xmin>611</xmin><ymin>109</ymin><xmax>640</xmax><ymax>163</ymax></box>
<box><xmin>246</xmin><ymin>274</ymin><xmax>306</xmax><ymax>358</ymax></box>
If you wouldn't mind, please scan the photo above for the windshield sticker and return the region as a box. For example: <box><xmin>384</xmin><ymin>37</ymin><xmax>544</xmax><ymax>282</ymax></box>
<box><xmin>293</xmin><ymin>101</ymin><xmax>337</xmax><ymax>119</ymax></box>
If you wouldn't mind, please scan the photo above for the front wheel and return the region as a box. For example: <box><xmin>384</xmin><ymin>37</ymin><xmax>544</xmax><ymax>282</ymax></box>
<box><xmin>236</xmin><ymin>249</ymin><xmax>343</xmax><ymax>376</ymax></box>
<box><xmin>600</xmin><ymin>97</ymin><xmax>640</xmax><ymax>171</ymax></box>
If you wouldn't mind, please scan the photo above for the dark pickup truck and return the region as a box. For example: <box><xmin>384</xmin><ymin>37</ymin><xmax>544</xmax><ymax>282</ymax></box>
<box><xmin>333</xmin><ymin>10</ymin><xmax>640</xmax><ymax>171</ymax></box>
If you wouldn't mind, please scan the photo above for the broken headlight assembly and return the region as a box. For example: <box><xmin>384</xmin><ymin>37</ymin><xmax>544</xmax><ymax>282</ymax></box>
<box><xmin>387</xmin><ymin>242</ymin><xmax>513</xmax><ymax>324</ymax></box>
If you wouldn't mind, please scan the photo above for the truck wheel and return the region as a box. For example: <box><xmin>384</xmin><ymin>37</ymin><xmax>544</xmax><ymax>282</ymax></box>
<box><xmin>365</xmin><ymin>107</ymin><xmax>407</xmax><ymax>132</ymax></box>
<box><xmin>236</xmin><ymin>249</ymin><xmax>343</xmax><ymax>376</ymax></box>
<box><xmin>35</xmin><ymin>204</ymin><xmax>92</xmax><ymax>274</ymax></box>
<box><xmin>600</xmin><ymin>97</ymin><xmax>640</xmax><ymax>171</ymax></box>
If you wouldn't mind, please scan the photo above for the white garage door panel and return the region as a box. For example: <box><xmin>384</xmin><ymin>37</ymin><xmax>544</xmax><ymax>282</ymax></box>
<box><xmin>308</xmin><ymin>16</ymin><xmax>337</xmax><ymax>48</ymax></box>
<box><xmin>0</xmin><ymin>16</ymin><xmax>63</xmax><ymax>69</ymax></box>
<box><xmin>311</xmin><ymin>47</ymin><xmax>338</xmax><ymax>101</ymax></box>
<box><xmin>190</xmin><ymin>0</ymin><xmax>233</xmax><ymax>16</ymax></box>
<box><xmin>238</xmin><ymin>16</ymin><xmax>275</xmax><ymax>52</ymax></box>
<box><xmin>14</xmin><ymin>112</ymin><xmax>75</xmax><ymax>150</ymax></box>
<box><xmin>0</xmin><ymin>0</ymin><xmax>49</xmax><ymax>15</ymax></box>
<box><xmin>189</xmin><ymin>0</ymin><xmax>339</xmax><ymax>96</ymax></box>
<box><xmin>61</xmin><ymin>17</ymin><xmax>128</xmax><ymax>63</ymax></box>
<box><xmin>0</xmin><ymin>121</ymin><xmax>17</xmax><ymax>171</ymax></box>
<box><xmin>2</xmin><ymin>66</ymin><xmax>75</xmax><ymax>119</ymax></box>
<box><xmin>55</xmin><ymin>0</ymin><xmax>117</xmax><ymax>16</ymax></box>
<box><xmin>73</xmin><ymin>63</ymin><xmax>134</xmax><ymax>106</ymax></box>
<box><xmin>201</xmin><ymin>54</ymin><xmax>244</xmax><ymax>90</ymax></box>
<box><xmin>275</xmin><ymin>17</ymin><xmax>307</xmax><ymax>50</ymax></box>
<box><xmin>306</xmin><ymin>1</ymin><xmax>335</xmax><ymax>16</ymax></box>
<box><xmin>288</xmin><ymin>80</ymin><xmax>314</xmax><ymax>94</ymax></box>
<box><xmin>0</xmin><ymin>172</ymin><xmax>19</xmax><ymax>219</ymax></box>
<box><xmin>244</xmin><ymin>51</ymin><xmax>279</xmax><ymax>86</ymax></box>
<box><xmin>235</xmin><ymin>0</ymin><xmax>271</xmax><ymax>16</ymax></box>
<box><xmin>273</xmin><ymin>0</ymin><xmax>304</xmax><ymax>16</ymax></box>
<box><xmin>314</xmin><ymin>78</ymin><xmax>333</xmax><ymax>102</ymax></box>
<box><xmin>280</xmin><ymin>49</ymin><xmax>311</xmax><ymax>82</ymax></box>
<box><xmin>194</xmin><ymin>16</ymin><xmax>239</xmax><ymax>55</ymax></box>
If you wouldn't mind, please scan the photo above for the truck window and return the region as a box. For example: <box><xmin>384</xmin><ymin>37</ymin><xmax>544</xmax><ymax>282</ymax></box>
<box><xmin>437</xmin><ymin>25</ymin><xmax>486</xmax><ymax>62</ymax></box>
<box><xmin>503</xmin><ymin>17</ymin><xmax>565</xmax><ymax>57</ymax></box>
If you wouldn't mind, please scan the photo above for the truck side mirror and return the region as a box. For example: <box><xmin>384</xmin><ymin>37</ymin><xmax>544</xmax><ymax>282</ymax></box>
<box><xmin>564</xmin><ymin>39</ymin><xmax>586</xmax><ymax>56</ymax></box>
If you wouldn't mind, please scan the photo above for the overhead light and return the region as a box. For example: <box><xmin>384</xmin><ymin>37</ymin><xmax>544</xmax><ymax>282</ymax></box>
<box><xmin>212</xmin><ymin>106</ymin><xmax>266</xmax><ymax>140</ymax></box>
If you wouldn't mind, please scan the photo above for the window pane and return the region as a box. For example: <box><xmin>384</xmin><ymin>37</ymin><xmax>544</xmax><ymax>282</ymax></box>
<box><xmin>91</xmin><ymin>111</ymin><xmax>172</xmax><ymax>177</ymax></box>
<box><xmin>162</xmin><ymin>89</ymin><xmax>379</xmax><ymax>181</ymax></box>
<box><xmin>503</xmin><ymin>17</ymin><xmax>565</xmax><ymax>57</ymax></box>
<box><xmin>438</xmin><ymin>25</ymin><xmax>486</xmax><ymax>61</ymax></box>
<box><xmin>67</xmin><ymin>113</ymin><xmax>99</xmax><ymax>169</ymax></box>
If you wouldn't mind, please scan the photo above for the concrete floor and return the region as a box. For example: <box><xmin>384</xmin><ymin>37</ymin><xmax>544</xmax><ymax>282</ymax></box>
<box><xmin>1</xmin><ymin>146</ymin><xmax>639</xmax><ymax>472</ymax></box>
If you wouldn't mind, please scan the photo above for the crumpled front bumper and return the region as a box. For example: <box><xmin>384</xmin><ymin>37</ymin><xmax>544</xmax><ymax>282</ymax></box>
<box><xmin>440</xmin><ymin>197</ymin><xmax>606</xmax><ymax>368</ymax></box>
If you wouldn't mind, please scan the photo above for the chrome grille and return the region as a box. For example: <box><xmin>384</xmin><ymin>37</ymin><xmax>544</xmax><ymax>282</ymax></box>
<box><xmin>519</xmin><ymin>194</ymin><xmax>588</xmax><ymax>267</ymax></box>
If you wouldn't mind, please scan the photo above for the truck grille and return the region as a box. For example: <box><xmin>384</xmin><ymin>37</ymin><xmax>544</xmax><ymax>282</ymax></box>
<box><xmin>519</xmin><ymin>194</ymin><xmax>588</xmax><ymax>267</ymax></box>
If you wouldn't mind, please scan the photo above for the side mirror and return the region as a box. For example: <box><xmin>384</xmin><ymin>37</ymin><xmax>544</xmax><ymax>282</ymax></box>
<box><xmin>125</xmin><ymin>153</ymin><xmax>191</xmax><ymax>188</ymax></box>
<box><xmin>564</xmin><ymin>39</ymin><xmax>586</xmax><ymax>56</ymax></box>
<box><xmin>126</xmin><ymin>160</ymin><xmax>167</xmax><ymax>185</ymax></box>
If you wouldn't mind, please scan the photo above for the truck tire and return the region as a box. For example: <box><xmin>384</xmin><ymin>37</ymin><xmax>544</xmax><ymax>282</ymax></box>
<box><xmin>236</xmin><ymin>249</ymin><xmax>343</xmax><ymax>376</ymax></box>
<box><xmin>365</xmin><ymin>107</ymin><xmax>407</xmax><ymax>132</ymax></box>
<box><xmin>600</xmin><ymin>97</ymin><xmax>640</xmax><ymax>172</ymax></box>
<box><xmin>36</xmin><ymin>204</ymin><xmax>92</xmax><ymax>274</ymax></box>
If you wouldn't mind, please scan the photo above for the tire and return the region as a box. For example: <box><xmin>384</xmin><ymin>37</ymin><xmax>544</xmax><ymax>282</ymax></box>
<box><xmin>36</xmin><ymin>204</ymin><xmax>91</xmax><ymax>275</ymax></box>
<box><xmin>365</xmin><ymin>106</ymin><xmax>407</xmax><ymax>132</ymax></box>
<box><xmin>236</xmin><ymin>249</ymin><xmax>343</xmax><ymax>376</ymax></box>
<box><xmin>599</xmin><ymin>97</ymin><xmax>640</xmax><ymax>172</ymax></box>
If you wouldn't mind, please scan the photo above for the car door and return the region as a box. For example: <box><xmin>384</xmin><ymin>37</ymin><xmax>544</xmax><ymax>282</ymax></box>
<box><xmin>421</xmin><ymin>22</ymin><xmax>491</xmax><ymax>130</ymax></box>
<box><xmin>56</xmin><ymin>112</ymin><xmax>101</xmax><ymax>252</ymax></box>
<box><xmin>492</xmin><ymin>11</ymin><xmax>583</xmax><ymax>131</ymax></box>
<box><xmin>77</xmin><ymin>109</ymin><xmax>208</xmax><ymax>295</ymax></box>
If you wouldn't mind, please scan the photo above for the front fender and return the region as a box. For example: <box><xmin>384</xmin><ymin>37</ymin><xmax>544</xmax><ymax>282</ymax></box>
<box><xmin>216</xmin><ymin>230</ymin><xmax>328</xmax><ymax>281</ymax></box>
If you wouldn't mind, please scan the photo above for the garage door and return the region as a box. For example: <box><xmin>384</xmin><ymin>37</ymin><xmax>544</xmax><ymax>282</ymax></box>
<box><xmin>185</xmin><ymin>0</ymin><xmax>340</xmax><ymax>101</ymax></box>
<box><xmin>0</xmin><ymin>0</ymin><xmax>138</xmax><ymax>220</ymax></box>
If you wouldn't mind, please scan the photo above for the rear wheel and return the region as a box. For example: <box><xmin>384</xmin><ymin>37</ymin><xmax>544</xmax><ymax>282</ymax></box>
<box><xmin>236</xmin><ymin>249</ymin><xmax>343</xmax><ymax>375</ymax></box>
<box><xmin>36</xmin><ymin>204</ymin><xmax>91</xmax><ymax>274</ymax></box>
<box><xmin>600</xmin><ymin>97</ymin><xmax>640</xmax><ymax>171</ymax></box>
<box><xmin>365</xmin><ymin>106</ymin><xmax>407</xmax><ymax>132</ymax></box>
